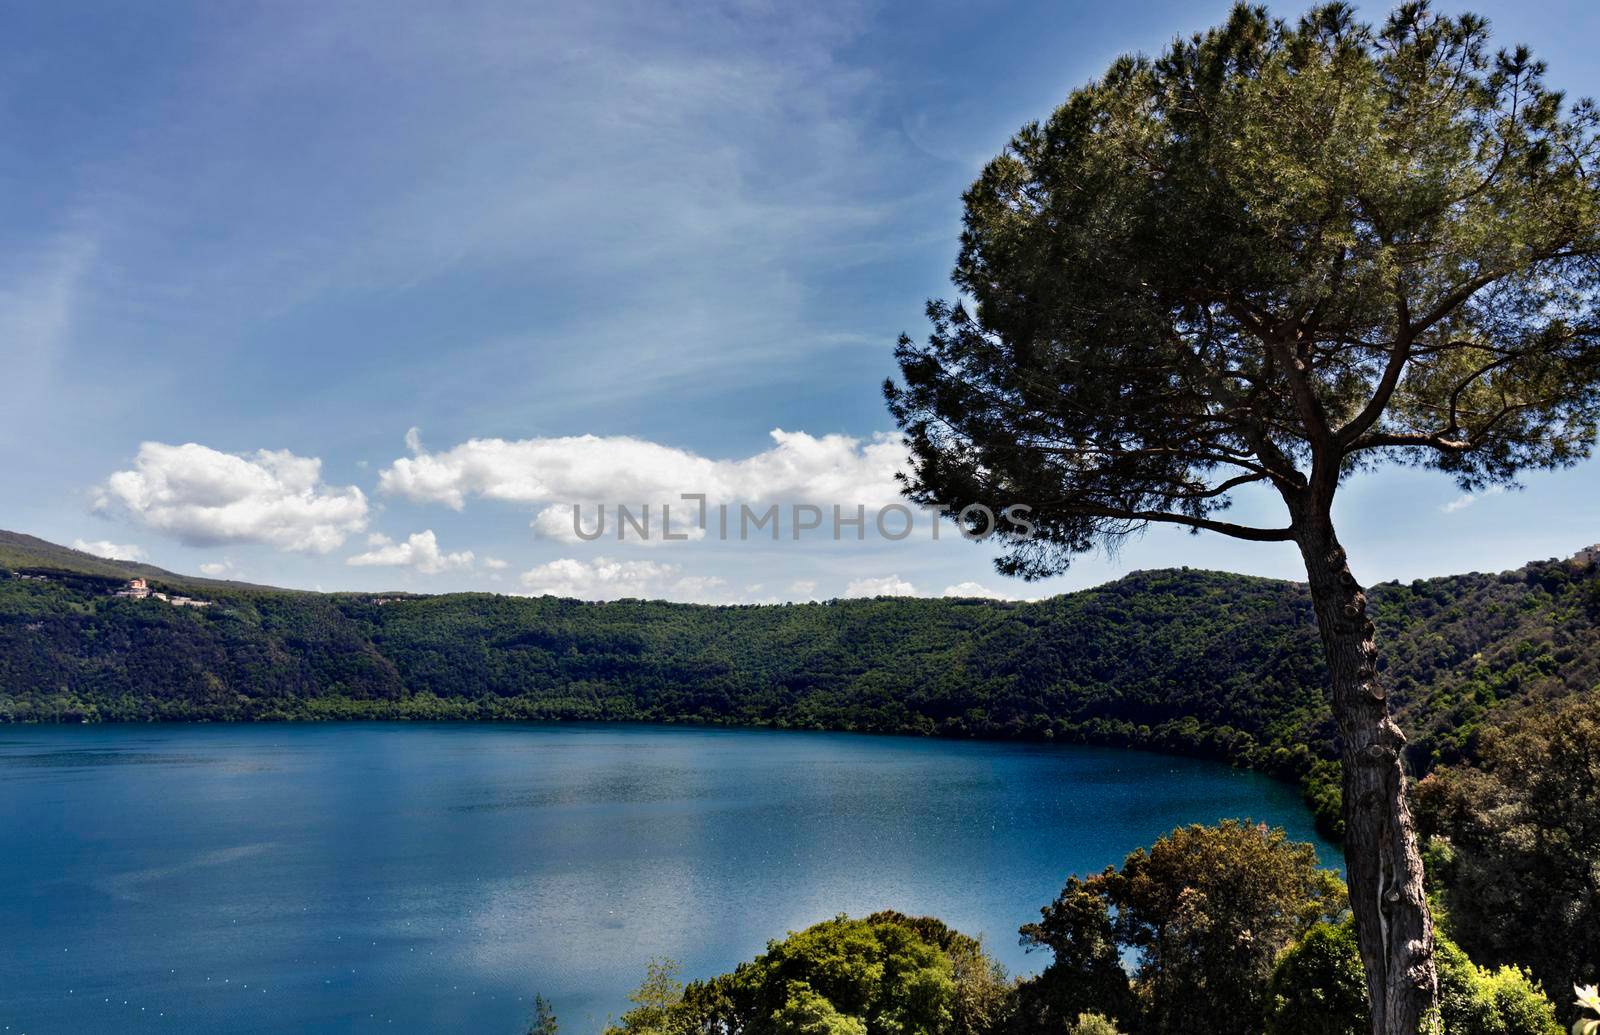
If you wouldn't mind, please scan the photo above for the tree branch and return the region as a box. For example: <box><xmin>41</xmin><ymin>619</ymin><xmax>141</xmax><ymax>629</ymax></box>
<box><xmin>1093</xmin><ymin>508</ymin><xmax>1297</xmax><ymax>542</ymax></box>
<box><xmin>1335</xmin><ymin>272</ymin><xmax>1414</xmax><ymax>446</ymax></box>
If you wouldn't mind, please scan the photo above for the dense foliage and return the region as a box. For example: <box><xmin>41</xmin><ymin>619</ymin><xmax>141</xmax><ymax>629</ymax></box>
<box><xmin>594</xmin><ymin>822</ymin><xmax>1561</xmax><ymax>1035</ymax></box>
<box><xmin>600</xmin><ymin>913</ymin><xmax>1010</xmax><ymax>1035</ymax></box>
<box><xmin>1416</xmin><ymin>695</ymin><xmax>1600</xmax><ymax>1007</ymax></box>
<box><xmin>885</xmin><ymin>1</ymin><xmax>1600</xmax><ymax>580</ymax></box>
<box><xmin>1017</xmin><ymin>821</ymin><xmax>1343</xmax><ymax>1035</ymax></box>
<box><xmin>1264</xmin><ymin>917</ymin><xmax>1560</xmax><ymax>1035</ymax></box>
<box><xmin>4</xmin><ymin>532</ymin><xmax>1599</xmax><ymax>838</ymax></box>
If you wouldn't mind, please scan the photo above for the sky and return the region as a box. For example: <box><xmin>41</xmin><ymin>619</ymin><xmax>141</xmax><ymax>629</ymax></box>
<box><xmin>2</xmin><ymin>0</ymin><xmax>1598</xmax><ymax>603</ymax></box>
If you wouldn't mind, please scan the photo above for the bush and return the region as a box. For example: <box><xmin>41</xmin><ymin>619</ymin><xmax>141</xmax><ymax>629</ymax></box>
<box><xmin>1415</xmin><ymin>694</ymin><xmax>1600</xmax><ymax>1003</ymax></box>
<box><xmin>604</xmin><ymin>912</ymin><xmax>1009</xmax><ymax>1035</ymax></box>
<box><xmin>1436</xmin><ymin>937</ymin><xmax>1561</xmax><ymax>1035</ymax></box>
<box><xmin>1264</xmin><ymin>921</ymin><xmax>1367</xmax><ymax>1035</ymax></box>
<box><xmin>1265</xmin><ymin>918</ymin><xmax>1560</xmax><ymax>1035</ymax></box>
<box><xmin>1019</xmin><ymin>820</ymin><xmax>1342</xmax><ymax>1035</ymax></box>
<box><xmin>1065</xmin><ymin>1014</ymin><xmax>1122</xmax><ymax>1035</ymax></box>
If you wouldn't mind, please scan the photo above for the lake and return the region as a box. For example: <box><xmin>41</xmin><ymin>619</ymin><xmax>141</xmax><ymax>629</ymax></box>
<box><xmin>0</xmin><ymin>723</ymin><xmax>1336</xmax><ymax>1034</ymax></box>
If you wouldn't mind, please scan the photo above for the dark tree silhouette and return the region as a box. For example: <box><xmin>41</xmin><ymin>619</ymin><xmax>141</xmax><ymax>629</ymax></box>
<box><xmin>528</xmin><ymin>994</ymin><xmax>559</xmax><ymax>1035</ymax></box>
<box><xmin>885</xmin><ymin>4</ymin><xmax>1600</xmax><ymax>1031</ymax></box>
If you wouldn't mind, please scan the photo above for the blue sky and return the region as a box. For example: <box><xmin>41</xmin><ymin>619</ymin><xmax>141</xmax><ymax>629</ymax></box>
<box><xmin>3</xmin><ymin>0</ymin><xmax>1597</xmax><ymax>601</ymax></box>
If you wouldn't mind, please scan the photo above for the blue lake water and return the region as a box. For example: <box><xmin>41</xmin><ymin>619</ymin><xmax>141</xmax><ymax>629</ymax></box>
<box><xmin>0</xmin><ymin>723</ymin><xmax>1337</xmax><ymax>1034</ymax></box>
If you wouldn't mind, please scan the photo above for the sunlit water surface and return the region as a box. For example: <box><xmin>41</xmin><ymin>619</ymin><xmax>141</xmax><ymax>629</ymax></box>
<box><xmin>0</xmin><ymin>722</ymin><xmax>1335</xmax><ymax>1034</ymax></box>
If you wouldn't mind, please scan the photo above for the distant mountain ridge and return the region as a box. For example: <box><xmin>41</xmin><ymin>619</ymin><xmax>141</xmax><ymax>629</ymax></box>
<box><xmin>4</xmin><ymin>528</ymin><xmax>1598</xmax><ymax>835</ymax></box>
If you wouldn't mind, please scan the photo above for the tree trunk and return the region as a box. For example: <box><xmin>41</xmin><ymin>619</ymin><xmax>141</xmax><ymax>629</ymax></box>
<box><xmin>1295</xmin><ymin>516</ymin><xmax>1438</xmax><ymax>1035</ymax></box>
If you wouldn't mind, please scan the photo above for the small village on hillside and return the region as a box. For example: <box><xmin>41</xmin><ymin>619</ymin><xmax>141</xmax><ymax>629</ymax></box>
<box><xmin>3</xmin><ymin>569</ymin><xmax>216</xmax><ymax>609</ymax></box>
<box><xmin>112</xmin><ymin>578</ymin><xmax>211</xmax><ymax>608</ymax></box>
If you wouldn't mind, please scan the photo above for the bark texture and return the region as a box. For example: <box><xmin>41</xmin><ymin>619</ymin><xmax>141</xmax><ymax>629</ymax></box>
<box><xmin>1296</xmin><ymin>517</ymin><xmax>1438</xmax><ymax>1035</ymax></box>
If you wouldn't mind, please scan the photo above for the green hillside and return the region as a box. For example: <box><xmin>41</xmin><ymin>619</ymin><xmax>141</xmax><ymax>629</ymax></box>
<box><xmin>4</xmin><ymin>529</ymin><xmax>1598</xmax><ymax>834</ymax></box>
<box><xmin>0</xmin><ymin>530</ymin><xmax>287</xmax><ymax>594</ymax></box>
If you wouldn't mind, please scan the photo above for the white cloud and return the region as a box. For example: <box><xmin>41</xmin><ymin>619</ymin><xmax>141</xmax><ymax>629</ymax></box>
<box><xmin>1441</xmin><ymin>485</ymin><xmax>1506</xmax><ymax>514</ymax></box>
<box><xmin>379</xmin><ymin>429</ymin><xmax>908</xmax><ymax>524</ymax></box>
<box><xmin>519</xmin><ymin>556</ymin><xmax>726</xmax><ymax>602</ymax></box>
<box><xmin>482</xmin><ymin>556</ymin><xmax>508</xmax><ymax>570</ymax></box>
<box><xmin>98</xmin><ymin>442</ymin><xmax>368</xmax><ymax>553</ymax></box>
<box><xmin>71</xmin><ymin>538</ymin><xmax>145</xmax><ymax>562</ymax></box>
<box><xmin>789</xmin><ymin>578</ymin><xmax>818</xmax><ymax>599</ymax></box>
<box><xmin>941</xmin><ymin>581</ymin><xmax>1009</xmax><ymax>600</ymax></box>
<box><xmin>199</xmin><ymin>560</ymin><xmax>234</xmax><ymax>577</ymax></box>
<box><xmin>844</xmin><ymin>574</ymin><xmax>918</xmax><ymax>598</ymax></box>
<box><xmin>346</xmin><ymin>530</ymin><xmax>473</xmax><ymax>574</ymax></box>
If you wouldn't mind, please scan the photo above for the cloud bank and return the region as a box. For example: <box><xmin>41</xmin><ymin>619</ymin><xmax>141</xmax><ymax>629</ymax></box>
<box><xmin>844</xmin><ymin>574</ymin><xmax>918</xmax><ymax>598</ymax></box>
<box><xmin>519</xmin><ymin>556</ymin><xmax>727</xmax><ymax>602</ymax></box>
<box><xmin>941</xmin><ymin>581</ymin><xmax>1011</xmax><ymax>600</ymax></box>
<box><xmin>97</xmin><ymin>442</ymin><xmax>368</xmax><ymax>553</ymax></box>
<box><xmin>346</xmin><ymin>530</ymin><xmax>474</xmax><ymax>574</ymax></box>
<box><xmin>380</xmin><ymin>428</ymin><xmax>908</xmax><ymax>543</ymax></box>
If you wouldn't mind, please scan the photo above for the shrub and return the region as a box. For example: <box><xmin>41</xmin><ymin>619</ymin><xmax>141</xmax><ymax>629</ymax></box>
<box><xmin>1264</xmin><ymin>921</ymin><xmax>1367</xmax><ymax>1035</ymax></box>
<box><xmin>1415</xmin><ymin>695</ymin><xmax>1600</xmax><ymax>1003</ymax></box>
<box><xmin>604</xmin><ymin>912</ymin><xmax>1008</xmax><ymax>1035</ymax></box>
<box><xmin>1065</xmin><ymin>1014</ymin><xmax>1122</xmax><ymax>1035</ymax></box>
<box><xmin>1020</xmin><ymin>820</ymin><xmax>1342</xmax><ymax>1035</ymax></box>
<box><xmin>1265</xmin><ymin>918</ymin><xmax>1560</xmax><ymax>1035</ymax></box>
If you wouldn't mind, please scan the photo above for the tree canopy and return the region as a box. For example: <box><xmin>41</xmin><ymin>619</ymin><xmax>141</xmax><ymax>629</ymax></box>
<box><xmin>1265</xmin><ymin>917</ymin><xmax>1560</xmax><ymax>1035</ymax></box>
<box><xmin>1416</xmin><ymin>695</ymin><xmax>1600</xmax><ymax>1008</ymax></box>
<box><xmin>886</xmin><ymin>1</ymin><xmax>1600</xmax><ymax>576</ymax></box>
<box><xmin>1019</xmin><ymin>819</ymin><xmax>1344</xmax><ymax>1035</ymax></box>
<box><xmin>601</xmin><ymin>913</ymin><xmax>1010</xmax><ymax>1035</ymax></box>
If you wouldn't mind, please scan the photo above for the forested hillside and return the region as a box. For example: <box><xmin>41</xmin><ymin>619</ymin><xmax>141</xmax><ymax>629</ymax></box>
<box><xmin>4</xmin><ymin>530</ymin><xmax>1598</xmax><ymax>833</ymax></box>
